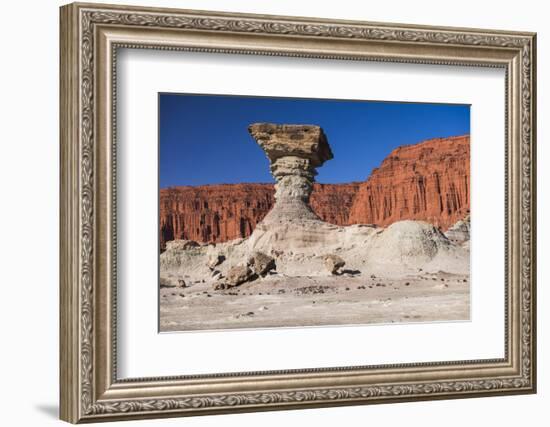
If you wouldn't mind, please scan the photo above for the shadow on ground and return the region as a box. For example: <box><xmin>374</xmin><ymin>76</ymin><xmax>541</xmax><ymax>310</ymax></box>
<box><xmin>35</xmin><ymin>404</ymin><xmax>58</xmax><ymax>419</ymax></box>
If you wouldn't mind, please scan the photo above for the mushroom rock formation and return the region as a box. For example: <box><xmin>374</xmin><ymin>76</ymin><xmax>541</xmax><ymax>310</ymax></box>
<box><xmin>248</xmin><ymin>123</ymin><xmax>333</xmax><ymax>225</ymax></box>
<box><xmin>246</xmin><ymin>123</ymin><xmax>351</xmax><ymax>254</ymax></box>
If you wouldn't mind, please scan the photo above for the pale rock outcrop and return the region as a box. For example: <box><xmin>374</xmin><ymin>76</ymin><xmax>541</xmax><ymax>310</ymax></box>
<box><xmin>165</xmin><ymin>239</ymin><xmax>199</xmax><ymax>251</ymax></box>
<box><xmin>324</xmin><ymin>254</ymin><xmax>346</xmax><ymax>275</ymax></box>
<box><xmin>207</xmin><ymin>254</ymin><xmax>225</xmax><ymax>270</ymax></box>
<box><xmin>224</xmin><ymin>265</ymin><xmax>255</xmax><ymax>288</ymax></box>
<box><xmin>247</xmin><ymin>251</ymin><xmax>276</xmax><ymax>277</ymax></box>
<box><xmin>366</xmin><ymin>220</ymin><xmax>468</xmax><ymax>275</ymax></box>
<box><xmin>445</xmin><ymin>215</ymin><xmax>471</xmax><ymax>245</ymax></box>
<box><xmin>248</xmin><ymin>123</ymin><xmax>333</xmax><ymax>225</ymax></box>
<box><xmin>247</xmin><ymin>123</ymin><xmax>347</xmax><ymax>257</ymax></box>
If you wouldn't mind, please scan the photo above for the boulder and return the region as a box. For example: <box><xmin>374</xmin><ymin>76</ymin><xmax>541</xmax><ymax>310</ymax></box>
<box><xmin>225</xmin><ymin>265</ymin><xmax>255</xmax><ymax>288</ymax></box>
<box><xmin>160</xmin><ymin>275</ymin><xmax>186</xmax><ymax>288</ymax></box>
<box><xmin>214</xmin><ymin>282</ymin><xmax>226</xmax><ymax>291</ymax></box>
<box><xmin>444</xmin><ymin>216</ymin><xmax>470</xmax><ymax>244</ymax></box>
<box><xmin>247</xmin><ymin>251</ymin><xmax>276</xmax><ymax>276</ymax></box>
<box><xmin>323</xmin><ymin>254</ymin><xmax>345</xmax><ymax>275</ymax></box>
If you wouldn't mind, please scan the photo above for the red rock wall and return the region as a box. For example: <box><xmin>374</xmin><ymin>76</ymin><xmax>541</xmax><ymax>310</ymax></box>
<box><xmin>348</xmin><ymin>135</ymin><xmax>470</xmax><ymax>229</ymax></box>
<box><xmin>160</xmin><ymin>184</ymin><xmax>274</xmax><ymax>250</ymax></box>
<box><xmin>310</xmin><ymin>183</ymin><xmax>361</xmax><ymax>225</ymax></box>
<box><xmin>159</xmin><ymin>183</ymin><xmax>360</xmax><ymax>249</ymax></box>
<box><xmin>160</xmin><ymin>135</ymin><xmax>469</xmax><ymax>248</ymax></box>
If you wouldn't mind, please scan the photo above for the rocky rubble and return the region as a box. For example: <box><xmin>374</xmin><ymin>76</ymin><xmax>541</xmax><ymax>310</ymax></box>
<box><xmin>213</xmin><ymin>251</ymin><xmax>277</xmax><ymax>290</ymax></box>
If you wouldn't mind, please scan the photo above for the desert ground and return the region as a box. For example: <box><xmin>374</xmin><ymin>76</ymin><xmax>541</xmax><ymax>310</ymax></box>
<box><xmin>160</xmin><ymin>271</ymin><xmax>469</xmax><ymax>331</ymax></box>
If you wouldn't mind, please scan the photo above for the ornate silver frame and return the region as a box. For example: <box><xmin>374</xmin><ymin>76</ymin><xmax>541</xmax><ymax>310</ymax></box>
<box><xmin>60</xmin><ymin>2</ymin><xmax>537</xmax><ymax>423</ymax></box>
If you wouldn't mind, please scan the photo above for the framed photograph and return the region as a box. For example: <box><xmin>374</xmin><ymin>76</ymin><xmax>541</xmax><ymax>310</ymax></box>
<box><xmin>60</xmin><ymin>2</ymin><xmax>537</xmax><ymax>423</ymax></box>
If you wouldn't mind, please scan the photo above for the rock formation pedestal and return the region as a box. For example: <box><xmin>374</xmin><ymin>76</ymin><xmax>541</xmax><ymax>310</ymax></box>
<box><xmin>247</xmin><ymin>123</ymin><xmax>348</xmax><ymax>254</ymax></box>
<box><xmin>248</xmin><ymin>123</ymin><xmax>333</xmax><ymax>226</ymax></box>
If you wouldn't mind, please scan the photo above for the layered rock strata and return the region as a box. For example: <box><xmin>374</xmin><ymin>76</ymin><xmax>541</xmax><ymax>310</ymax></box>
<box><xmin>159</xmin><ymin>184</ymin><xmax>274</xmax><ymax>250</ymax></box>
<box><xmin>159</xmin><ymin>182</ymin><xmax>359</xmax><ymax>250</ymax></box>
<box><xmin>246</xmin><ymin>123</ymin><xmax>345</xmax><ymax>255</ymax></box>
<box><xmin>445</xmin><ymin>215</ymin><xmax>471</xmax><ymax>245</ymax></box>
<box><xmin>247</xmin><ymin>123</ymin><xmax>333</xmax><ymax>226</ymax></box>
<box><xmin>159</xmin><ymin>135</ymin><xmax>470</xmax><ymax>247</ymax></box>
<box><xmin>348</xmin><ymin>135</ymin><xmax>470</xmax><ymax>229</ymax></box>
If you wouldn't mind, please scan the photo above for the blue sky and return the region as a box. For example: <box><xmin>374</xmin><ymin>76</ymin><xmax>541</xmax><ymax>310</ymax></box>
<box><xmin>159</xmin><ymin>93</ymin><xmax>470</xmax><ymax>188</ymax></box>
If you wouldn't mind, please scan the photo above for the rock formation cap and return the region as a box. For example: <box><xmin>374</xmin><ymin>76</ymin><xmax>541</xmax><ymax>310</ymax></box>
<box><xmin>248</xmin><ymin>123</ymin><xmax>333</xmax><ymax>167</ymax></box>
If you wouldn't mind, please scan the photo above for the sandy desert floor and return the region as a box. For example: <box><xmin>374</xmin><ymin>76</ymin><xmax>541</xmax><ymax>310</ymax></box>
<box><xmin>159</xmin><ymin>271</ymin><xmax>470</xmax><ymax>332</ymax></box>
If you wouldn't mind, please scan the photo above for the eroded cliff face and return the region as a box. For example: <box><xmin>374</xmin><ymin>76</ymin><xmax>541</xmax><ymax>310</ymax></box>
<box><xmin>160</xmin><ymin>135</ymin><xmax>469</xmax><ymax>248</ymax></box>
<box><xmin>310</xmin><ymin>183</ymin><xmax>360</xmax><ymax>225</ymax></box>
<box><xmin>160</xmin><ymin>183</ymin><xmax>360</xmax><ymax>249</ymax></box>
<box><xmin>160</xmin><ymin>184</ymin><xmax>274</xmax><ymax>250</ymax></box>
<box><xmin>348</xmin><ymin>135</ymin><xmax>470</xmax><ymax>229</ymax></box>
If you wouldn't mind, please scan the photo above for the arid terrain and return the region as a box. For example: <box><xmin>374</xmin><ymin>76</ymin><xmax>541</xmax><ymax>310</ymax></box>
<box><xmin>161</xmin><ymin>272</ymin><xmax>469</xmax><ymax>331</ymax></box>
<box><xmin>159</xmin><ymin>124</ymin><xmax>470</xmax><ymax>332</ymax></box>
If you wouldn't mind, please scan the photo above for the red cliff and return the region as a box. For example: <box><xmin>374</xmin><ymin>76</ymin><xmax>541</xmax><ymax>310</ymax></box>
<box><xmin>348</xmin><ymin>135</ymin><xmax>470</xmax><ymax>229</ymax></box>
<box><xmin>310</xmin><ymin>183</ymin><xmax>361</xmax><ymax>225</ymax></box>
<box><xmin>160</xmin><ymin>135</ymin><xmax>469</xmax><ymax>248</ymax></box>
<box><xmin>160</xmin><ymin>184</ymin><xmax>273</xmax><ymax>250</ymax></box>
<box><xmin>160</xmin><ymin>183</ymin><xmax>360</xmax><ymax>249</ymax></box>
